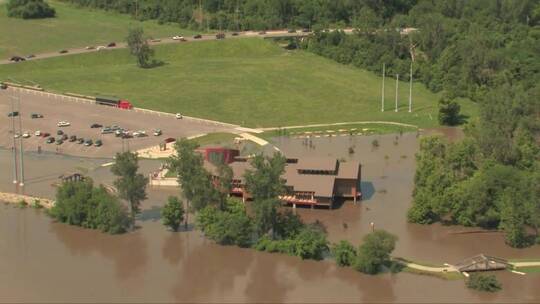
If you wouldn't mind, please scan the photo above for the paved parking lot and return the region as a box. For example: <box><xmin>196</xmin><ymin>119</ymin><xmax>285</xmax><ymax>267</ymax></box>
<box><xmin>0</xmin><ymin>88</ymin><xmax>237</xmax><ymax>158</ymax></box>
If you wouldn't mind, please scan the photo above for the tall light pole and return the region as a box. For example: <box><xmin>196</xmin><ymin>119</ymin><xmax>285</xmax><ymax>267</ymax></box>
<box><xmin>409</xmin><ymin>61</ymin><xmax>413</xmax><ymax>113</ymax></box>
<box><xmin>17</xmin><ymin>95</ymin><xmax>24</xmax><ymax>187</ymax></box>
<box><xmin>9</xmin><ymin>96</ymin><xmax>18</xmax><ymax>184</ymax></box>
<box><xmin>381</xmin><ymin>63</ymin><xmax>385</xmax><ymax>112</ymax></box>
<box><xmin>395</xmin><ymin>74</ymin><xmax>399</xmax><ymax>112</ymax></box>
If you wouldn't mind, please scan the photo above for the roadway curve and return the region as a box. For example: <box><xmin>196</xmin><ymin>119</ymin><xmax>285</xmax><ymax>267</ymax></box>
<box><xmin>0</xmin><ymin>29</ymin><xmax>354</xmax><ymax>65</ymax></box>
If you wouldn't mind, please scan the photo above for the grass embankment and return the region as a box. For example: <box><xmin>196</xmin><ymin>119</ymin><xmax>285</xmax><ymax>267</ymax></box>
<box><xmin>260</xmin><ymin>123</ymin><xmax>418</xmax><ymax>140</ymax></box>
<box><xmin>188</xmin><ymin>132</ymin><xmax>238</xmax><ymax>147</ymax></box>
<box><xmin>0</xmin><ymin>37</ymin><xmax>477</xmax><ymax>128</ymax></box>
<box><xmin>0</xmin><ymin>0</ymin><xmax>195</xmax><ymax>58</ymax></box>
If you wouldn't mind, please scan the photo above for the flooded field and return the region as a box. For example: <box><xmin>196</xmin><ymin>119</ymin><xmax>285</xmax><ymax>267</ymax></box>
<box><xmin>1</xmin><ymin>131</ymin><xmax>540</xmax><ymax>303</ymax></box>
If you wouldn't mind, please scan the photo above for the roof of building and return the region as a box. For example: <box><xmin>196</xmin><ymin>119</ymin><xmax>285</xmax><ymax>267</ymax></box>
<box><xmin>230</xmin><ymin>161</ymin><xmax>252</xmax><ymax>182</ymax></box>
<box><xmin>296</xmin><ymin>157</ymin><xmax>337</xmax><ymax>172</ymax></box>
<box><xmin>337</xmin><ymin>161</ymin><xmax>361</xmax><ymax>179</ymax></box>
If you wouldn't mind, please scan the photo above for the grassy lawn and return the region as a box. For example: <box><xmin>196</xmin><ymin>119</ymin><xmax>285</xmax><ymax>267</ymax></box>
<box><xmin>188</xmin><ymin>132</ymin><xmax>238</xmax><ymax>147</ymax></box>
<box><xmin>0</xmin><ymin>37</ymin><xmax>477</xmax><ymax>128</ymax></box>
<box><xmin>0</xmin><ymin>0</ymin><xmax>196</xmax><ymax>58</ymax></box>
<box><xmin>514</xmin><ymin>266</ymin><xmax>540</xmax><ymax>274</ymax></box>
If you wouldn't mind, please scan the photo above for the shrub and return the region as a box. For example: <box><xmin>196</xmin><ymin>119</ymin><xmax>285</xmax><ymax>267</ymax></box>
<box><xmin>354</xmin><ymin>230</ymin><xmax>397</xmax><ymax>274</ymax></box>
<box><xmin>466</xmin><ymin>273</ymin><xmax>502</xmax><ymax>292</ymax></box>
<box><xmin>292</xmin><ymin>224</ymin><xmax>329</xmax><ymax>260</ymax></box>
<box><xmin>438</xmin><ymin>97</ymin><xmax>461</xmax><ymax>126</ymax></box>
<box><xmin>332</xmin><ymin>240</ymin><xmax>357</xmax><ymax>267</ymax></box>
<box><xmin>18</xmin><ymin>199</ymin><xmax>28</xmax><ymax>208</ymax></box>
<box><xmin>31</xmin><ymin>199</ymin><xmax>43</xmax><ymax>209</ymax></box>
<box><xmin>7</xmin><ymin>0</ymin><xmax>56</xmax><ymax>19</ymax></box>
<box><xmin>161</xmin><ymin>196</ymin><xmax>185</xmax><ymax>231</ymax></box>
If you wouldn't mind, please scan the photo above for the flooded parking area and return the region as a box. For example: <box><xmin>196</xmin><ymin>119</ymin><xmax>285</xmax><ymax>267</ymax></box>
<box><xmin>1</xmin><ymin>130</ymin><xmax>539</xmax><ymax>303</ymax></box>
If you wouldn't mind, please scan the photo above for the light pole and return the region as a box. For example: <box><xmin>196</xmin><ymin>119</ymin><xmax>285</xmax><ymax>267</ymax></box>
<box><xmin>9</xmin><ymin>96</ymin><xmax>18</xmax><ymax>184</ymax></box>
<box><xmin>409</xmin><ymin>61</ymin><xmax>413</xmax><ymax>113</ymax></box>
<box><xmin>395</xmin><ymin>74</ymin><xmax>399</xmax><ymax>112</ymax></box>
<box><xmin>381</xmin><ymin>63</ymin><xmax>385</xmax><ymax>112</ymax></box>
<box><xmin>17</xmin><ymin>94</ymin><xmax>24</xmax><ymax>187</ymax></box>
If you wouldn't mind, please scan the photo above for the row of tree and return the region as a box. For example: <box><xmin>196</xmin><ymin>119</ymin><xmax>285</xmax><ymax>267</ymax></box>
<box><xmin>7</xmin><ymin>0</ymin><xmax>56</xmax><ymax>19</ymax></box>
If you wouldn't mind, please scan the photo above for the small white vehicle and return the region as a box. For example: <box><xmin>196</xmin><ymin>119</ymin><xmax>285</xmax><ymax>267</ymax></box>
<box><xmin>172</xmin><ymin>36</ymin><xmax>184</xmax><ymax>40</ymax></box>
<box><xmin>22</xmin><ymin>132</ymin><xmax>30</xmax><ymax>138</ymax></box>
<box><xmin>133</xmin><ymin>130</ymin><xmax>146</xmax><ymax>137</ymax></box>
<box><xmin>14</xmin><ymin>133</ymin><xmax>20</xmax><ymax>139</ymax></box>
<box><xmin>175</xmin><ymin>113</ymin><xmax>183</xmax><ymax>119</ymax></box>
<box><xmin>153</xmin><ymin>129</ymin><xmax>162</xmax><ymax>136</ymax></box>
<box><xmin>34</xmin><ymin>130</ymin><xmax>41</xmax><ymax>136</ymax></box>
<box><xmin>96</xmin><ymin>46</ymin><xmax>106</xmax><ymax>51</ymax></box>
<box><xmin>57</xmin><ymin>121</ymin><xmax>71</xmax><ymax>127</ymax></box>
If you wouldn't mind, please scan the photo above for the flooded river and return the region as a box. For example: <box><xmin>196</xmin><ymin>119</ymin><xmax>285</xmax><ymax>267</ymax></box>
<box><xmin>1</xmin><ymin>132</ymin><xmax>539</xmax><ymax>303</ymax></box>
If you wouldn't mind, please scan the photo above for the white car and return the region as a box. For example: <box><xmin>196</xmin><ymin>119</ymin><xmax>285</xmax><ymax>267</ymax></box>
<box><xmin>57</xmin><ymin>121</ymin><xmax>71</xmax><ymax>127</ymax></box>
<box><xmin>175</xmin><ymin>113</ymin><xmax>183</xmax><ymax>119</ymax></box>
<box><xmin>34</xmin><ymin>130</ymin><xmax>41</xmax><ymax>136</ymax></box>
<box><xmin>22</xmin><ymin>132</ymin><xmax>30</xmax><ymax>138</ymax></box>
<box><xmin>96</xmin><ymin>46</ymin><xmax>106</xmax><ymax>51</ymax></box>
<box><xmin>133</xmin><ymin>130</ymin><xmax>146</xmax><ymax>137</ymax></box>
<box><xmin>172</xmin><ymin>36</ymin><xmax>184</xmax><ymax>41</ymax></box>
<box><xmin>153</xmin><ymin>129</ymin><xmax>162</xmax><ymax>136</ymax></box>
<box><xmin>14</xmin><ymin>133</ymin><xmax>20</xmax><ymax>139</ymax></box>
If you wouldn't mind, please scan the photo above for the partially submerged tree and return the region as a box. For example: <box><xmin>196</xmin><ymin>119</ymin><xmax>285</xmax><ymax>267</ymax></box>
<box><xmin>111</xmin><ymin>151</ymin><xmax>148</xmax><ymax>221</ymax></box>
<box><xmin>354</xmin><ymin>230</ymin><xmax>397</xmax><ymax>274</ymax></box>
<box><xmin>332</xmin><ymin>240</ymin><xmax>357</xmax><ymax>267</ymax></box>
<box><xmin>127</xmin><ymin>26</ymin><xmax>155</xmax><ymax>68</ymax></box>
<box><xmin>161</xmin><ymin>196</ymin><xmax>185</xmax><ymax>232</ymax></box>
<box><xmin>466</xmin><ymin>273</ymin><xmax>502</xmax><ymax>292</ymax></box>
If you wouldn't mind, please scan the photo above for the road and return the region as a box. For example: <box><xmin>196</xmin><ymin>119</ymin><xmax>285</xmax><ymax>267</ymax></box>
<box><xmin>0</xmin><ymin>29</ymin><xmax>353</xmax><ymax>65</ymax></box>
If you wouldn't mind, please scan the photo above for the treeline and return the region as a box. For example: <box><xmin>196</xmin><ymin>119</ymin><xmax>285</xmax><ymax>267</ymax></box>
<box><xmin>58</xmin><ymin>0</ymin><xmax>415</xmax><ymax>30</ymax></box>
<box><xmin>7</xmin><ymin>0</ymin><xmax>56</xmax><ymax>19</ymax></box>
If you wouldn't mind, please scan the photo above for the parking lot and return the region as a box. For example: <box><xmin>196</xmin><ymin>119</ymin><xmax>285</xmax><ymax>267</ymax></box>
<box><xmin>0</xmin><ymin>87</ymin><xmax>238</xmax><ymax>158</ymax></box>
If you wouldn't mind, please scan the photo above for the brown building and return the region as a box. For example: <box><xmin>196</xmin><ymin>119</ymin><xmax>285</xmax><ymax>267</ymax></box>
<box><xmin>201</xmin><ymin>148</ymin><xmax>361</xmax><ymax>209</ymax></box>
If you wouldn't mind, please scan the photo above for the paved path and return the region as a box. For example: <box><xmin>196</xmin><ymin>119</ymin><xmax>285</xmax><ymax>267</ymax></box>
<box><xmin>258</xmin><ymin>121</ymin><xmax>419</xmax><ymax>132</ymax></box>
<box><xmin>512</xmin><ymin>262</ymin><xmax>540</xmax><ymax>267</ymax></box>
<box><xmin>393</xmin><ymin>258</ymin><xmax>457</xmax><ymax>273</ymax></box>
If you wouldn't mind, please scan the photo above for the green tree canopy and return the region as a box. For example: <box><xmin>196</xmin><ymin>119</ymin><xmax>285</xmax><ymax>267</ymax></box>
<box><xmin>161</xmin><ymin>196</ymin><xmax>185</xmax><ymax>232</ymax></box>
<box><xmin>354</xmin><ymin>230</ymin><xmax>397</xmax><ymax>274</ymax></box>
<box><xmin>126</xmin><ymin>26</ymin><xmax>155</xmax><ymax>68</ymax></box>
<box><xmin>7</xmin><ymin>0</ymin><xmax>55</xmax><ymax>19</ymax></box>
<box><xmin>111</xmin><ymin>152</ymin><xmax>148</xmax><ymax>219</ymax></box>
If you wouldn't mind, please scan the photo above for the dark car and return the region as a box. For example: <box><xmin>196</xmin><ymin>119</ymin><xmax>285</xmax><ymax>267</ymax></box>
<box><xmin>302</xmin><ymin>28</ymin><xmax>310</xmax><ymax>33</ymax></box>
<box><xmin>84</xmin><ymin>139</ymin><xmax>93</xmax><ymax>146</ymax></box>
<box><xmin>41</xmin><ymin>132</ymin><xmax>50</xmax><ymax>138</ymax></box>
<box><xmin>94</xmin><ymin>139</ymin><xmax>103</xmax><ymax>147</ymax></box>
<box><xmin>56</xmin><ymin>139</ymin><xmax>64</xmax><ymax>145</ymax></box>
<box><xmin>46</xmin><ymin>137</ymin><xmax>55</xmax><ymax>144</ymax></box>
<box><xmin>107</xmin><ymin>42</ymin><xmax>116</xmax><ymax>47</ymax></box>
<box><xmin>59</xmin><ymin>50</ymin><xmax>68</xmax><ymax>54</ymax></box>
<box><xmin>7</xmin><ymin>111</ymin><xmax>19</xmax><ymax>117</ymax></box>
<box><xmin>90</xmin><ymin>123</ymin><xmax>102</xmax><ymax>128</ymax></box>
<box><xmin>231</xmin><ymin>32</ymin><xmax>239</xmax><ymax>36</ymax></box>
<box><xmin>0</xmin><ymin>83</ymin><xmax>7</xmax><ymax>89</ymax></box>
<box><xmin>287</xmin><ymin>29</ymin><xmax>296</xmax><ymax>33</ymax></box>
<box><xmin>69</xmin><ymin>135</ymin><xmax>77</xmax><ymax>142</ymax></box>
<box><xmin>9</xmin><ymin>56</ymin><xmax>25</xmax><ymax>62</ymax></box>
<box><xmin>61</xmin><ymin>134</ymin><xmax>68</xmax><ymax>141</ymax></box>
<box><xmin>121</xmin><ymin>133</ymin><xmax>133</xmax><ymax>139</ymax></box>
<box><xmin>216</xmin><ymin>33</ymin><xmax>225</xmax><ymax>39</ymax></box>
<box><xmin>57</xmin><ymin>130</ymin><xmax>64</xmax><ymax>136</ymax></box>
<box><xmin>258</xmin><ymin>31</ymin><xmax>266</xmax><ymax>35</ymax></box>
<box><xmin>31</xmin><ymin>113</ymin><xmax>43</xmax><ymax>118</ymax></box>
<box><xmin>193</xmin><ymin>34</ymin><xmax>202</xmax><ymax>39</ymax></box>
<box><xmin>77</xmin><ymin>138</ymin><xmax>84</xmax><ymax>144</ymax></box>
<box><xmin>26</xmin><ymin>54</ymin><xmax>35</xmax><ymax>59</ymax></box>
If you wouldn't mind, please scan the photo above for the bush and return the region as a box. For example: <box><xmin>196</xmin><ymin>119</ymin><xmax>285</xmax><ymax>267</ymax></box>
<box><xmin>31</xmin><ymin>199</ymin><xmax>43</xmax><ymax>209</ymax></box>
<box><xmin>7</xmin><ymin>0</ymin><xmax>56</xmax><ymax>19</ymax></box>
<box><xmin>18</xmin><ymin>199</ymin><xmax>28</xmax><ymax>208</ymax></box>
<box><xmin>438</xmin><ymin>97</ymin><xmax>461</xmax><ymax>126</ymax></box>
<box><xmin>332</xmin><ymin>240</ymin><xmax>357</xmax><ymax>267</ymax></box>
<box><xmin>161</xmin><ymin>196</ymin><xmax>185</xmax><ymax>231</ymax></box>
<box><xmin>293</xmin><ymin>225</ymin><xmax>329</xmax><ymax>260</ymax></box>
<box><xmin>466</xmin><ymin>273</ymin><xmax>502</xmax><ymax>292</ymax></box>
<box><xmin>354</xmin><ymin>230</ymin><xmax>397</xmax><ymax>274</ymax></box>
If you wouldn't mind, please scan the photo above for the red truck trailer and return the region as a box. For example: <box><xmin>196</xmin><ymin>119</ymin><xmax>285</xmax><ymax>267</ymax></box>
<box><xmin>96</xmin><ymin>96</ymin><xmax>133</xmax><ymax>109</ymax></box>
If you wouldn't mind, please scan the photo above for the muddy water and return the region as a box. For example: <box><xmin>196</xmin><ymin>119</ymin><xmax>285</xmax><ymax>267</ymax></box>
<box><xmin>1</xmin><ymin>131</ymin><xmax>540</xmax><ymax>303</ymax></box>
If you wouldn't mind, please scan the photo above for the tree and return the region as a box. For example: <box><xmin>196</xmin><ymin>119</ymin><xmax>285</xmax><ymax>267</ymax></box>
<box><xmin>332</xmin><ymin>240</ymin><xmax>357</xmax><ymax>267</ymax></box>
<box><xmin>354</xmin><ymin>230</ymin><xmax>397</xmax><ymax>274</ymax></box>
<box><xmin>438</xmin><ymin>96</ymin><xmax>461</xmax><ymax>126</ymax></box>
<box><xmin>161</xmin><ymin>196</ymin><xmax>185</xmax><ymax>231</ymax></box>
<box><xmin>244</xmin><ymin>152</ymin><xmax>287</xmax><ymax>201</ymax></box>
<box><xmin>216</xmin><ymin>163</ymin><xmax>233</xmax><ymax>210</ymax></box>
<box><xmin>252</xmin><ymin>198</ymin><xmax>280</xmax><ymax>237</ymax></box>
<box><xmin>466</xmin><ymin>273</ymin><xmax>502</xmax><ymax>292</ymax></box>
<box><xmin>292</xmin><ymin>224</ymin><xmax>329</xmax><ymax>260</ymax></box>
<box><xmin>126</xmin><ymin>26</ymin><xmax>155</xmax><ymax>68</ymax></box>
<box><xmin>7</xmin><ymin>0</ymin><xmax>55</xmax><ymax>19</ymax></box>
<box><xmin>111</xmin><ymin>152</ymin><xmax>148</xmax><ymax>220</ymax></box>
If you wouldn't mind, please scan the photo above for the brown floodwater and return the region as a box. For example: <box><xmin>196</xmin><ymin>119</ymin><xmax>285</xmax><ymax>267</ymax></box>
<box><xmin>1</xmin><ymin>131</ymin><xmax>540</xmax><ymax>303</ymax></box>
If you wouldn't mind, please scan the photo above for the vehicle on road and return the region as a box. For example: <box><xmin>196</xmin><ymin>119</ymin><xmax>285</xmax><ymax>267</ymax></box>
<box><xmin>59</xmin><ymin>50</ymin><xmax>68</xmax><ymax>54</ymax></box>
<box><xmin>96</xmin><ymin>46</ymin><xmax>106</xmax><ymax>51</ymax></box>
<box><xmin>7</xmin><ymin>111</ymin><xmax>19</xmax><ymax>117</ymax></box>
<box><xmin>77</xmin><ymin>138</ymin><xmax>84</xmax><ymax>144</ymax></box>
<box><xmin>85</xmin><ymin>46</ymin><xmax>95</xmax><ymax>50</ymax></box>
<box><xmin>26</xmin><ymin>54</ymin><xmax>35</xmax><ymax>59</ymax></box>
<box><xmin>216</xmin><ymin>33</ymin><xmax>225</xmax><ymax>39</ymax></box>
<box><xmin>231</xmin><ymin>32</ymin><xmax>239</xmax><ymax>36</ymax></box>
<box><xmin>31</xmin><ymin>113</ymin><xmax>43</xmax><ymax>118</ymax></box>
<box><xmin>95</xmin><ymin>96</ymin><xmax>132</xmax><ymax>109</ymax></box>
<box><xmin>94</xmin><ymin>140</ymin><xmax>103</xmax><ymax>147</ymax></box>
<box><xmin>57</xmin><ymin>121</ymin><xmax>70</xmax><ymax>127</ymax></box>
<box><xmin>69</xmin><ymin>135</ymin><xmax>77</xmax><ymax>142</ymax></box>
<box><xmin>46</xmin><ymin>137</ymin><xmax>55</xmax><ymax>144</ymax></box>
<box><xmin>107</xmin><ymin>42</ymin><xmax>116</xmax><ymax>47</ymax></box>
<box><xmin>9</xmin><ymin>56</ymin><xmax>25</xmax><ymax>62</ymax></box>
<box><xmin>56</xmin><ymin>139</ymin><xmax>64</xmax><ymax>145</ymax></box>
<box><xmin>175</xmin><ymin>113</ymin><xmax>183</xmax><ymax>119</ymax></box>
<box><xmin>258</xmin><ymin>31</ymin><xmax>266</xmax><ymax>35</ymax></box>
<box><xmin>193</xmin><ymin>34</ymin><xmax>202</xmax><ymax>39</ymax></box>
<box><xmin>302</xmin><ymin>28</ymin><xmax>310</xmax><ymax>32</ymax></box>
<box><xmin>288</xmin><ymin>29</ymin><xmax>297</xmax><ymax>33</ymax></box>
<box><xmin>84</xmin><ymin>139</ymin><xmax>93</xmax><ymax>146</ymax></box>
<box><xmin>22</xmin><ymin>132</ymin><xmax>30</xmax><ymax>138</ymax></box>
<box><xmin>57</xmin><ymin>130</ymin><xmax>64</xmax><ymax>135</ymax></box>
<box><xmin>172</xmin><ymin>35</ymin><xmax>184</xmax><ymax>40</ymax></box>
<box><xmin>90</xmin><ymin>123</ymin><xmax>102</xmax><ymax>128</ymax></box>
<box><xmin>150</xmin><ymin>38</ymin><xmax>161</xmax><ymax>42</ymax></box>
<box><xmin>34</xmin><ymin>130</ymin><xmax>41</xmax><ymax>136</ymax></box>
<box><xmin>41</xmin><ymin>132</ymin><xmax>50</xmax><ymax>138</ymax></box>
<box><xmin>153</xmin><ymin>129</ymin><xmax>162</xmax><ymax>136</ymax></box>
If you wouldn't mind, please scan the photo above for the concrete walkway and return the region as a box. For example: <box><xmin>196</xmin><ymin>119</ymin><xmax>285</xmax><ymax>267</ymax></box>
<box><xmin>512</xmin><ymin>262</ymin><xmax>540</xmax><ymax>267</ymax></box>
<box><xmin>393</xmin><ymin>258</ymin><xmax>456</xmax><ymax>273</ymax></box>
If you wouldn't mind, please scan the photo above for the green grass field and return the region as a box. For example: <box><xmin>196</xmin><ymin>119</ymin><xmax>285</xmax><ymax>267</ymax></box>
<box><xmin>0</xmin><ymin>37</ymin><xmax>477</xmax><ymax>128</ymax></box>
<box><xmin>0</xmin><ymin>0</ymin><xmax>196</xmax><ymax>58</ymax></box>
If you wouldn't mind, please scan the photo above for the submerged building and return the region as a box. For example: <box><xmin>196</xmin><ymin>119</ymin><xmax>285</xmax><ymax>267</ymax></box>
<box><xmin>200</xmin><ymin>147</ymin><xmax>362</xmax><ymax>209</ymax></box>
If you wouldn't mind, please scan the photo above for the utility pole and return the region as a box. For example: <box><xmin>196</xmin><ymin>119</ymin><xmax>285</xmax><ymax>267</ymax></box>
<box><xmin>10</xmin><ymin>96</ymin><xmax>18</xmax><ymax>184</ymax></box>
<box><xmin>395</xmin><ymin>74</ymin><xmax>399</xmax><ymax>112</ymax></box>
<box><xmin>409</xmin><ymin>61</ymin><xmax>413</xmax><ymax>113</ymax></box>
<box><xmin>381</xmin><ymin>63</ymin><xmax>385</xmax><ymax>112</ymax></box>
<box><xmin>17</xmin><ymin>95</ymin><xmax>24</xmax><ymax>187</ymax></box>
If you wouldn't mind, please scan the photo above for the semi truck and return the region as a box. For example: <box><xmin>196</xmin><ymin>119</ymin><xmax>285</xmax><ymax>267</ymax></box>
<box><xmin>95</xmin><ymin>96</ymin><xmax>133</xmax><ymax>109</ymax></box>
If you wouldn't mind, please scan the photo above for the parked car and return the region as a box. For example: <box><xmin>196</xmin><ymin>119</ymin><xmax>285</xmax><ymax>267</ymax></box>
<box><xmin>96</xmin><ymin>46</ymin><xmax>106</xmax><ymax>51</ymax></box>
<box><xmin>115</xmin><ymin>129</ymin><xmax>126</xmax><ymax>137</ymax></box>
<box><xmin>22</xmin><ymin>132</ymin><xmax>31</xmax><ymax>138</ymax></box>
<box><xmin>26</xmin><ymin>54</ymin><xmax>35</xmax><ymax>59</ymax></box>
<box><xmin>84</xmin><ymin>139</ymin><xmax>93</xmax><ymax>146</ymax></box>
<box><xmin>77</xmin><ymin>138</ymin><xmax>85</xmax><ymax>144</ymax></box>
<box><xmin>59</xmin><ymin>50</ymin><xmax>68</xmax><ymax>54</ymax></box>
<box><xmin>153</xmin><ymin>129</ymin><xmax>162</xmax><ymax>136</ymax></box>
<box><xmin>56</xmin><ymin>139</ymin><xmax>64</xmax><ymax>145</ymax></box>
<box><xmin>31</xmin><ymin>113</ymin><xmax>43</xmax><ymax>118</ymax></box>
<box><xmin>90</xmin><ymin>123</ymin><xmax>102</xmax><ymax>128</ymax></box>
<box><xmin>172</xmin><ymin>35</ymin><xmax>184</xmax><ymax>40</ymax></box>
<box><xmin>57</xmin><ymin>130</ymin><xmax>64</xmax><ymax>135</ymax></box>
<box><xmin>13</xmin><ymin>133</ymin><xmax>20</xmax><ymax>139</ymax></box>
<box><xmin>94</xmin><ymin>140</ymin><xmax>103</xmax><ymax>147</ymax></box>
<box><xmin>231</xmin><ymin>32</ymin><xmax>239</xmax><ymax>36</ymax></box>
<box><xmin>34</xmin><ymin>130</ymin><xmax>41</xmax><ymax>136</ymax></box>
<box><xmin>57</xmin><ymin>121</ymin><xmax>70</xmax><ymax>127</ymax></box>
<box><xmin>46</xmin><ymin>137</ymin><xmax>55</xmax><ymax>144</ymax></box>
<box><xmin>133</xmin><ymin>130</ymin><xmax>146</xmax><ymax>137</ymax></box>
<box><xmin>107</xmin><ymin>42</ymin><xmax>116</xmax><ymax>47</ymax></box>
<box><xmin>9</xmin><ymin>56</ymin><xmax>25</xmax><ymax>62</ymax></box>
<box><xmin>193</xmin><ymin>34</ymin><xmax>202</xmax><ymax>39</ymax></box>
<box><xmin>101</xmin><ymin>127</ymin><xmax>113</xmax><ymax>134</ymax></box>
<box><xmin>111</xmin><ymin>125</ymin><xmax>121</xmax><ymax>131</ymax></box>
<box><xmin>7</xmin><ymin>111</ymin><xmax>19</xmax><ymax>117</ymax></box>
<box><xmin>164</xmin><ymin>137</ymin><xmax>175</xmax><ymax>143</ymax></box>
<box><xmin>85</xmin><ymin>46</ymin><xmax>95</xmax><ymax>50</ymax></box>
<box><xmin>121</xmin><ymin>133</ymin><xmax>133</xmax><ymax>139</ymax></box>
<box><xmin>41</xmin><ymin>132</ymin><xmax>50</xmax><ymax>138</ymax></box>
<box><xmin>61</xmin><ymin>134</ymin><xmax>68</xmax><ymax>141</ymax></box>
<box><xmin>69</xmin><ymin>135</ymin><xmax>77</xmax><ymax>142</ymax></box>
<box><xmin>175</xmin><ymin>113</ymin><xmax>183</xmax><ymax>119</ymax></box>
